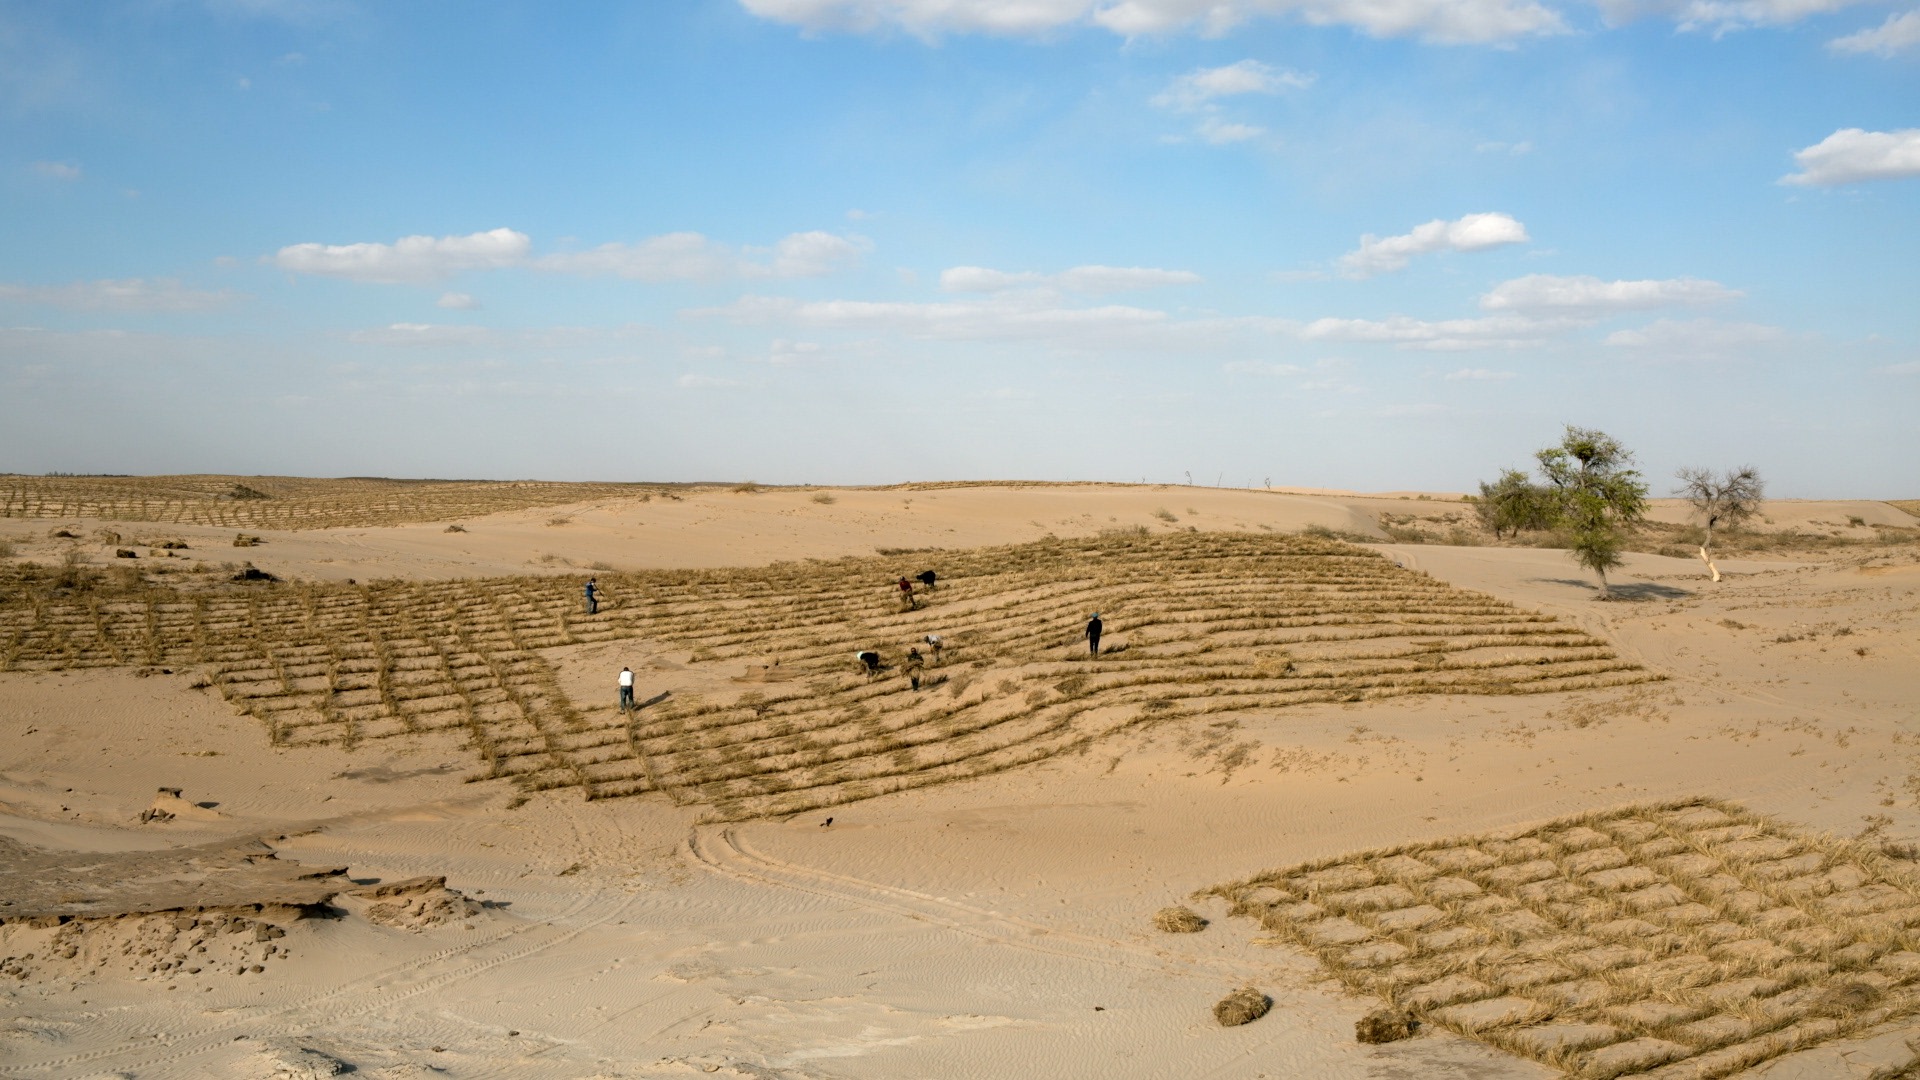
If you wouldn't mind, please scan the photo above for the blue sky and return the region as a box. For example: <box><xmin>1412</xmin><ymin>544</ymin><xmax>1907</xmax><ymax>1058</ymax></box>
<box><xmin>2</xmin><ymin>0</ymin><xmax>1915</xmax><ymax>495</ymax></box>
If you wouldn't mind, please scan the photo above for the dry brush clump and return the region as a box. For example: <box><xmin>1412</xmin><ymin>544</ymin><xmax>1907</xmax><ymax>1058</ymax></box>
<box><xmin>1204</xmin><ymin>797</ymin><xmax>1920</xmax><ymax>1078</ymax></box>
<box><xmin>0</xmin><ymin>474</ymin><xmax>666</xmax><ymax>530</ymax></box>
<box><xmin>0</xmin><ymin>531</ymin><xmax>1654</xmax><ymax>819</ymax></box>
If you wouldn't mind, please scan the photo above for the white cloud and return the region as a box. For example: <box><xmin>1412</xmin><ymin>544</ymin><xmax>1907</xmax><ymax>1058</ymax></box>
<box><xmin>1877</xmin><ymin>360</ymin><xmax>1920</xmax><ymax>375</ymax></box>
<box><xmin>30</xmin><ymin>160</ymin><xmax>81</xmax><ymax>180</ymax></box>
<box><xmin>436</xmin><ymin>291</ymin><xmax>479</xmax><ymax>310</ymax></box>
<box><xmin>1474</xmin><ymin>139</ymin><xmax>1533</xmax><ymax>155</ymax></box>
<box><xmin>677</xmin><ymin>373</ymin><xmax>746</xmax><ymax>388</ymax></box>
<box><xmin>1338</xmin><ymin>212</ymin><xmax>1530</xmax><ymax>278</ymax></box>
<box><xmin>1444</xmin><ymin>367</ymin><xmax>1516</xmax><ymax>379</ymax></box>
<box><xmin>1782</xmin><ymin>128</ymin><xmax>1920</xmax><ymax>186</ymax></box>
<box><xmin>695</xmin><ymin>292</ymin><xmax>1293</xmax><ymax>356</ymax></box>
<box><xmin>346</xmin><ymin>322</ymin><xmax>499</xmax><ymax>347</ymax></box>
<box><xmin>0</xmin><ymin>278</ymin><xmax>238</xmax><ymax>312</ymax></box>
<box><xmin>536</xmin><ymin>230</ymin><xmax>866</xmax><ymax>280</ymax></box>
<box><xmin>273</xmin><ymin>228</ymin><xmax>865</xmax><ymax>285</ymax></box>
<box><xmin>1603</xmin><ymin>317</ymin><xmax>1787</xmax><ymax>357</ymax></box>
<box><xmin>1224</xmin><ymin>360</ymin><xmax>1306</xmax><ymax>375</ymax></box>
<box><xmin>1478</xmin><ymin>274</ymin><xmax>1739</xmax><ymax>314</ymax></box>
<box><xmin>1152</xmin><ymin>60</ymin><xmax>1312</xmax><ymax>110</ymax></box>
<box><xmin>1301</xmin><ymin>314</ymin><xmax>1562</xmax><ymax>350</ymax></box>
<box><xmin>274</xmin><ymin>228</ymin><xmax>531</xmax><ymax>284</ymax></box>
<box><xmin>1602</xmin><ymin>0</ymin><xmax>1876</xmax><ymax>33</ymax></box>
<box><xmin>739</xmin><ymin>0</ymin><xmax>1567</xmax><ymax>43</ymax></box>
<box><xmin>767</xmin><ymin>339</ymin><xmax>826</xmax><ymax>364</ymax></box>
<box><xmin>940</xmin><ymin>264</ymin><xmax>1201</xmax><ymax>293</ymax></box>
<box><xmin>1196</xmin><ymin>117</ymin><xmax>1266</xmax><ymax>144</ymax></box>
<box><xmin>1829</xmin><ymin>10</ymin><xmax>1920</xmax><ymax>54</ymax></box>
<box><xmin>761</xmin><ymin>230</ymin><xmax>869</xmax><ymax>277</ymax></box>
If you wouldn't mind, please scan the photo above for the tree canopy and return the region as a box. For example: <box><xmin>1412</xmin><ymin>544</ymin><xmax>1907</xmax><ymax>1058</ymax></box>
<box><xmin>1535</xmin><ymin>427</ymin><xmax>1649</xmax><ymax>599</ymax></box>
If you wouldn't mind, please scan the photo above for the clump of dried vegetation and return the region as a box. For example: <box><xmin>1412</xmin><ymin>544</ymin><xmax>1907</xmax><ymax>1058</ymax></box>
<box><xmin>1205</xmin><ymin>796</ymin><xmax>1920</xmax><ymax>1078</ymax></box>
<box><xmin>1213</xmin><ymin>986</ymin><xmax>1271</xmax><ymax>1026</ymax></box>
<box><xmin>0</xmin><ymin>531</ymin><xmax>1653</xmax><ymax>820</ymax></box>
<box><xmin>1154</xmin><ymin>905</ymin><xmax>1208</xmax><ymax>933</ymax></box>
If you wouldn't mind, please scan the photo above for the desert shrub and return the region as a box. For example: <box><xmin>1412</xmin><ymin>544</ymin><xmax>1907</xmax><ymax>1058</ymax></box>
<box><xmin>546</xmin><ymin>516</ymin><xmax>572</xmax><ymax>527</ymax></box>
<box><xmin>1153</xmin><ymin>508</ymin><xmax>1178</xmax><ymax>523</ymax></box>
<box><xmin>1214</xmin><ymin>987</ymin><xmax>1270</xmax><ymax>1026</ymax></box>
<box><xmin>1154</xmin><ymin>906</ymin><xmax>1208</xmax><ymax>933</ymax></box>
<box><xmin>0</xmin><ymin>538</ymin><xmax>14</xmax><ymax>559</ymax></box>
<box><xmin>1378</xmin><ymin>518</ymin><xmax>1427</xmax><ymax>544</ymax></box>
<box><xmin>1303</xmin><ymin>524</ymin><xmax>1378</xmax><ymax>544</ymax></box>
<box><xmin>1473</xmin><ymin>468</ymin><xmax>1555</xmax><ymax>539</ymax></box>
<box><xmin>232</xmin><ymin>533</ymin><xmax>263</xmax><ymax>547</ymax></box>
<box><xmin>731</xmin><ymin>481</ymin><xmax>762</xmax><ymax>494</ymax></box>
<box><xmin>444</xmin><ymin>524</ymin><xmax>467</xmax><ymax>533</ymax></box>
<box><xmin>228</xmin><ymin>483</ymin><xmax>271</xmax><ymax>500</ymax></box>
<box><xmin>1355</xmin><ymin>1007</ymin><xmax>1416</xmax><ymax>1044</ymax></box>
<box><xmin>811</xmin><ymin>492</ymin><xmax>836</xmax><ymax>505</ymax></box>
<box><xmin>51</xmin><ymin>549</ymin><xmax>96</xmax><ymax>592</ymax></box>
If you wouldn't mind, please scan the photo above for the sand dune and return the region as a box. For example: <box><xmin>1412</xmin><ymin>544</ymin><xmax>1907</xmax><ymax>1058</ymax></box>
<box><xmin>1</xmin><ymin>481</ymin><xmax>1916</xmax><ymax>1078</ymax></box>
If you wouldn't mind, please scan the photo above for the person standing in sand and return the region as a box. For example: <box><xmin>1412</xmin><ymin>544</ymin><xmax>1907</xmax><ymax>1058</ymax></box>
<box><xmin>923</xmin><ymin>633</ymin><xmax>943</xmax><ymax>662</ymax></box>
<box><xmin>618</xmin><ymin>666</ymin><xmax>634</xmax><ymax>712</ymax></box>
<box><xmin>585</xmin><ymin>577</ymin><xmax>601</xmax><ymax>615</ymax></box>
<box><xmin>1086</xmin><ymin>613</ymin><xmax>1103</xmax><ymax>657</ymax></box>
<box><xmin>897</xmin><ymin>576</ymin><xmax>916</xmax><ymax>610</ymax></box>
<box><xmin>904</xmin><ymin>647</ymin><xmax>925</xmax><ymax>691</ymax></box>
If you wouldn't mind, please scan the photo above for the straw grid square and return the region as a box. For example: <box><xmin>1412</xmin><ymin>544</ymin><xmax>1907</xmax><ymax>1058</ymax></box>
<box><xmin>1209</xmin><ymin>799</ymin><xmax>1920</xmax><ymax>1078</ymax></box>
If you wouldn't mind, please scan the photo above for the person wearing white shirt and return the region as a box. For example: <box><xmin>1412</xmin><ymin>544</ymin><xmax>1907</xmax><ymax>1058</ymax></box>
<box><xmin>618</xmin><ymin>666</ymin><xmax>635</xmax><ymax>711</ymax></box>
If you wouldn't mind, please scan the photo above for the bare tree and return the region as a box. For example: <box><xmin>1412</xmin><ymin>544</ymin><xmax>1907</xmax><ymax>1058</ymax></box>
<box><xmin>1675</xmin><ymin>465</ymin><xmax>1764</xmax><ymax>581</ymax></box>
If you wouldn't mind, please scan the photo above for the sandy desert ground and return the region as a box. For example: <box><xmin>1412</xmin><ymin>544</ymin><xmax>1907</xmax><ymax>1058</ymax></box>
<box><xmin>2</xmin><ymin>480</ymin><xmax>1917</xmax><ymax>1079</ymax></box>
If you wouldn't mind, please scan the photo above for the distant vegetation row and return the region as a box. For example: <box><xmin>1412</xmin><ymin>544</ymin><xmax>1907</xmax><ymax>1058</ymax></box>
<box><xmin>0</xmin><ymin>474</ymin><xmax>675</xmax><ymax>530</ymax></box>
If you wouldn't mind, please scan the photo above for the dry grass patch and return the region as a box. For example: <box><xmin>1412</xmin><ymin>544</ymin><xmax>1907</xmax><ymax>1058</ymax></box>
<box><xmin>1205</xmin><ymin>797</ymin><xmax>1920</xmax><ymax>1078</ymax></box>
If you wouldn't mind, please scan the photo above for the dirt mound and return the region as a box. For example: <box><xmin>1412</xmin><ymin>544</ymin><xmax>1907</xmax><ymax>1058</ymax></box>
<box><xmin>0</xmin><ymin>835</ymin><xmax>343</xmax><ymax>924</ymax></box>
<box><xmin>2</xmin><ymin>906</ymin><xmax>298</xmax><ymax>985</ymax></box>
<box><xmin>337</xmin><ymin>876</ymin><xmax>482</xmax><ymax>932</ymax></box>
<box><xmin>0</xmin><ymin>836</ymin><xmax>485</xmax><ymax>988</ymax></box>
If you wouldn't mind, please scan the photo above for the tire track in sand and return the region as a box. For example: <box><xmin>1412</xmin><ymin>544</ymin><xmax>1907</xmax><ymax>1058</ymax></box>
<box><xmin>685</xmin><ymin>825</ymin><xmax>1269</xmax><ymax>983</ymax></box>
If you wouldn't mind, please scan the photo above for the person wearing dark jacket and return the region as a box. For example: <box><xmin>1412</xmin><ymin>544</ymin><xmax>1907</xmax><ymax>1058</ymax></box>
<box><xmin>1085</xmin><ymin>613</ymin><xmax>1102</xmax><ymax>657</ymax></box>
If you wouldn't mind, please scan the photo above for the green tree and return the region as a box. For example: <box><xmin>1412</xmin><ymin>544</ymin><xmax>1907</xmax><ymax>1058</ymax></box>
<box><xmin>1473</xmin><ymin>468</ymin><xmax>1555</xmax><ymax>539</ymax></box>
<box><xmin>1535</xmin><ymin>427</ymin><xmax>1649</xmax><ymax>599</ymax></box>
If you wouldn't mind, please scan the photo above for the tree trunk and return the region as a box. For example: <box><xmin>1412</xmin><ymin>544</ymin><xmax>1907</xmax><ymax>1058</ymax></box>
<box><xmin>1594</xmin><ymin>566</ymin><xmax>1610</xmax><ymax>600</ymax></box>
